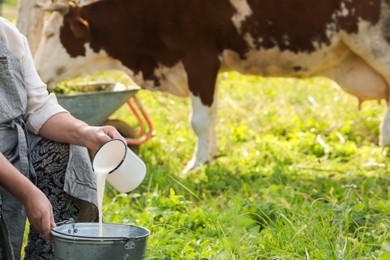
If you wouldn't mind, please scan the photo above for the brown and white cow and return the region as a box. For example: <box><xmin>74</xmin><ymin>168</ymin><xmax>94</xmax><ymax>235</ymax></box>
<box><xmin>34</xmin><ymin>0</ymin><xmax>390</xmax><ymax>173</ymax></box>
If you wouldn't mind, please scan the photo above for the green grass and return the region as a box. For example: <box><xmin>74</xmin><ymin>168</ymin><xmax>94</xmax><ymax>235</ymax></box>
<box><xmin>97</xmin><ymin>72</ymin><xmax>389</xmax><ymax>259</ymax></box>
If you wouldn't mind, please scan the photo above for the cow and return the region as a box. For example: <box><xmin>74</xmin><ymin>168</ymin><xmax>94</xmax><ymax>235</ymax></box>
<box><xmin>34</xmin><ymin>0</ymin><xmax>390</xmax><ymax>173</ymax></box>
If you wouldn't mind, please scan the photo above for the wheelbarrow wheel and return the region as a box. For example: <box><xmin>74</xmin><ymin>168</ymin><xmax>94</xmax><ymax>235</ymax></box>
<box><xmin>103</xmin><ymin>119</ymin><xmax>139</xmax><ymax>154</ymax></box>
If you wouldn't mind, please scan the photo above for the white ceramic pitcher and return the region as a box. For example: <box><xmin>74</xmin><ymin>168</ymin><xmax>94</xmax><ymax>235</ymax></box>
<box><xmin>92</xmin><ymin>139</ymin><xmax>146</xmax><ymax>192</ymax></box>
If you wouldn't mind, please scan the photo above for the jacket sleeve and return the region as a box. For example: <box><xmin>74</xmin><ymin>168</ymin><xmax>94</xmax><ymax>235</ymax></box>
<box><xmin>20</xmin><ymin>31</ymin><xmax>69</xmax><ymax>134</ymax></box>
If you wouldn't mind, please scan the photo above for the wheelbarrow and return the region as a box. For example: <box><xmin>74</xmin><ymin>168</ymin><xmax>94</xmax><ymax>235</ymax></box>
<box><xmin>56</xmin><ymin>82</ymin><xmax>153</xmax><ymax>147</ymax></box>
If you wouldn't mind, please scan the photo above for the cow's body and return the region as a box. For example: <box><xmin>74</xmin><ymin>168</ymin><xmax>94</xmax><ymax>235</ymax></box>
<box><xmin>35</xmin><ymin>0</ymin><xmax>390</xmax><ymax>172</ymax></box>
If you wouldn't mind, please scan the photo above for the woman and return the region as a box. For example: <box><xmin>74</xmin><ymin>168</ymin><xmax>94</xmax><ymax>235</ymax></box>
<box><xmin>0</xmin><ymin>16</ymin><xmax>124</xmax><ymax>259</ymax></box>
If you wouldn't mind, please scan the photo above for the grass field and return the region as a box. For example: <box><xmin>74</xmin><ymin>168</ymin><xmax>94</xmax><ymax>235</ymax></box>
<box><xmin>90</xmin><ymin>72</ymin><xmax>390</xmax><ymax>259</ymax></box>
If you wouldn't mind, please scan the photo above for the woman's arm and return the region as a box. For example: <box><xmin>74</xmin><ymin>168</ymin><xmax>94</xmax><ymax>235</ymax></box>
<box><xmin>0</xmin><ymin>153</ymin><xmax>55</xmax><ymax>241</ymax></box>
<box><xmin>38</xmin><ymin>112</ymin><xmax>125</xmax><ymax>152</ymax></box>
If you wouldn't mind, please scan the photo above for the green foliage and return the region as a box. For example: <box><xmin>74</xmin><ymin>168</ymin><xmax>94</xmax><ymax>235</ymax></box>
<box><xmin>52</xmin><ymin>81</ymin><xmax>116</xmax><ymax>94</ymax></box>
<box><xmin>4</xmin><ymin>0</ymin><xmax>17</xmax><ymax>6</ymax></box>
<box><xmin>2</xmin><ymin>2</ymin><xmax>17</xmax><ymax>22</ymax></box>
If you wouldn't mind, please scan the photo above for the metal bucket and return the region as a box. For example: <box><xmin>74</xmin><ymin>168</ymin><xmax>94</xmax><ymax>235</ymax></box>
<box><xmin>51</xmin><ymin>222</ymin><xmax>150</xmax><ymax>260</ymax></box>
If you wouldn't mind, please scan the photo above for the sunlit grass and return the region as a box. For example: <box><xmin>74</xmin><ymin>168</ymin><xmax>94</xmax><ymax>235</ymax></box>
<box><xmin>98</xmin><ymin>72</ymin><xmax>390</xmax><ymax>259</ymax></box>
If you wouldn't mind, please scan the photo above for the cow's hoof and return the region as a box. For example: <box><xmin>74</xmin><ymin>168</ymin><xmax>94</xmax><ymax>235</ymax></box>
<box><xmin>380</xmin><ymin>125</ymin><xmax>390</xmax><ymax>147</ymax></box>
<box><xmin>380</xmin><ymin>112</ymin><xmax>390</xmax><ymax>146</ymax></box>
<box><xmin>182</xmin><ymin>158</ymin><xmax>200</xmax><ymax>175</ymax></box>
<box><xmin>182</xmin><ymin>157</ymin><xmax>210</xmax><ymax>175</ymax></box>
<box><xmin>380</xmin><ymin>135</ymin><xmax>390</xmax><ymax>147</ymax></box>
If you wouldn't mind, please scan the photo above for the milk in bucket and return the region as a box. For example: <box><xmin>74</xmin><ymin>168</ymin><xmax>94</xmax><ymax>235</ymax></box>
<box><xmin>92</xmin><ymin>139</ymin><xmax>146</xmax><ymax>236</ymax></box>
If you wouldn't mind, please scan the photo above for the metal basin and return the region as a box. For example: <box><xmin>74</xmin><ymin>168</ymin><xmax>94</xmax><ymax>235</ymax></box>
<box><xmin>51</xmin><ymin>222</ymin><xmax>150</xmax><ymax>260</ymax></box>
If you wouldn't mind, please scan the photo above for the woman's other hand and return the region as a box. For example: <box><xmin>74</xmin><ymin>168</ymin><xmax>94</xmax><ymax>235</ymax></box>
<box><xmin>0</xmin><ymin>154</ymin><xmax>56</xmax><ymax>241</ymax></box>
<box><xmin>23</xmin><ymin>187</ymin><xmax>56</xmax><ymax>241</ymax></box>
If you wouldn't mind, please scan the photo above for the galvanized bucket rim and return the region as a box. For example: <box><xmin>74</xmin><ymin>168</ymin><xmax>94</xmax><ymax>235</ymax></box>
<box><xmin>51</xmin><ymin>222</ymin><xmax>150</xmax><ymax>242</ymax></box>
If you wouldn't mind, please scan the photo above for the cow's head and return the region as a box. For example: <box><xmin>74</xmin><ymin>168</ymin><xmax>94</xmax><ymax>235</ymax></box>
<box><xmin>34</xmin><ymin>2</ymin><xmax>126</xmax><ymax>89</ymax></box>
<box><xmin>35</xmin><ymin>0</ymin><xmax>190</xmax><ymax>97</ymax></box>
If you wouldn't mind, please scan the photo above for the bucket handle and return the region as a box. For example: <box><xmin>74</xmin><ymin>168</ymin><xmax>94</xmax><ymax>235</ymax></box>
<box><xmin>51</xmin><ymin>218</ymin><xmax>78</xmax><ymax>237</ymax></box>
<box><xmin>55</xmin><ymin>218</ymin><xmax>75</xmax><ymax>226</ymax></box>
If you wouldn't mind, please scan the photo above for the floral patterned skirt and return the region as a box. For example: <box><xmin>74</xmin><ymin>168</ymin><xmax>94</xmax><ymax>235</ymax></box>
<box><xmin>22</xmin><ymin>138</ymin><xmax>88</xmax><ymax>260</ymax></box>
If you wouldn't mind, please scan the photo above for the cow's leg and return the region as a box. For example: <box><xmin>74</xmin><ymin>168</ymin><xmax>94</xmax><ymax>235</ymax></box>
<box><xmin>183</xmin><ymin>94</ymin><xmax>214</xmax><ymax>174</ymax></box>
<box><xmin>382</xmin><ymin>108</ymin><xmax>390</xmax><ymax>146</ymax></box>
<box><xmin>184</xmin><ymin>86</ymin><xmax>219</xmax><ymax>174</ymax></box>
<box><xmin>209</xmin><ymin>83</ymin><xmax>219</xmax><ymax>158</ymax></box>
<box><xmin>182</xmin><ymin>50</ymin><xmax>220</xmax><ymax>174</ymax></box>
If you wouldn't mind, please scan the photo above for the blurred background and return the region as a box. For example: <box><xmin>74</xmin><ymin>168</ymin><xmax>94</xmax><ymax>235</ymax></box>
<box><xmin>1</xmin><ymin>0</ymin><xmax>17</xmax><ymax>21</ymax></box>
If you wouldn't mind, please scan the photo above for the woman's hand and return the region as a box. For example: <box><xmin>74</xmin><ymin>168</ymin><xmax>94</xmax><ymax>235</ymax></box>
<box><xmin>80</xmin><ymin>125</ymin><xmax>126</xmax><ymax>152</ymax></box>
<box><xmin>0</xmin><ymin>154</ymin><xmax>56</xmax><ymax>241</ymax></box>
<box><xmin>22</xmin><ymin>187</ymin><xmax>56</xmax><ymax>241</ymax></box>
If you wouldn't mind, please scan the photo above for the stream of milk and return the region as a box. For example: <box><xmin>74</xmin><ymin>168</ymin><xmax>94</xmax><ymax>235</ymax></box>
<box><xmin>95</xmin><ymin>168</ymin><xmax>110</xmax><ymax>237</ymax></box>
